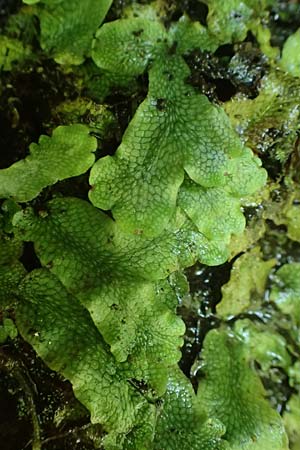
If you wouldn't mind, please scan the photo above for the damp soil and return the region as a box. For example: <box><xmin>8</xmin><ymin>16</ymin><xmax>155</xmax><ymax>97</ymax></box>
<box><xmin>178</xmin><ymin>261</ymin><xmax>233</xmax><ymax>383</ymax></box>
<box><xmin>0</xmin><ymin>337</ymin><xmax>102</xmax><ymax>450</ymax></box>
<box><xmin>184</xmin><ymin>37</ymin><xmax>269</xmax><ymax>103</ymax></box>
<box><xmin>0</xmin><ymin>61</ymin><xmax>81</xmax><ymax>169</ymax></box>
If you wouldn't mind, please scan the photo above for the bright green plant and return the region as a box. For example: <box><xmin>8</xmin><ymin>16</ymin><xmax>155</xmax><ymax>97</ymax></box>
<box><xmin>0</xmin><ymin>125</ymin><xmax>97</xmax><ymax>201</ymax></box>
<box><xmin>90</xmin><ymin>16</ymin><xmax>266</xmax><ymax>249</ymax></box>
<box><xmin>0</xmin><ymin>0</ymin><xmax>299</xmax><ymax>449</ymax></box>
